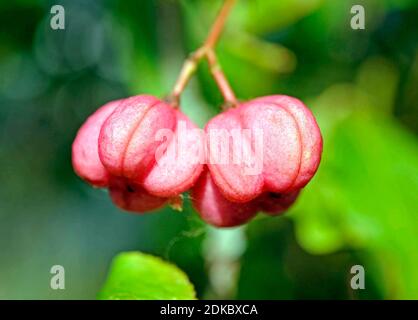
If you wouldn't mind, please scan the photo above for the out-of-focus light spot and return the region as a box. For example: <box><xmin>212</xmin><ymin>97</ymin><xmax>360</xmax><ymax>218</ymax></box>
<box><xmin>0</xmin><ymin>53</ymin><xmax>49</xmax><ymax>100</ymax></box>
<box><xmin>34</xmin><ymin>3</ymin><xmax>104</xmax><ymax>75</ymax></box>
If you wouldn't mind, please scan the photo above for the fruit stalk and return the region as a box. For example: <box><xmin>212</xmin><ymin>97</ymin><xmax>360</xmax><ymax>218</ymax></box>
<box><xmin>206</xmin><ymin>49</ymin><xmax>237</xmax><ymax>108</ymax></box>
<box><xmin>203</xmin><ymin>0</ymin><xmax>237</xmax><ymax>49</ymax></box>
<box><xmin>168</xmin><ymin>0</ymin><xmax>237</xmax><ymax>107</ymax></box>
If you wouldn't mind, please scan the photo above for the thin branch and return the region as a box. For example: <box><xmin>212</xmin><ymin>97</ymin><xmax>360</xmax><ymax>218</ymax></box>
<box><xmin>203</xmin><ymin>0</ymin><xmax>237</xmax><ymax>48</ymax></box>
<box><xmin>206</xmin><ymin>49</ymin><xmax>237</xmax><ymax>108</ymax></box>
<box><xmin>168</xmin><ymin>0</ymin><xmax>237</xmax><ymax>108</ymax></box>
<box><xmin>167</xmin><ymin>48</ymin><xmax>206</xmax><ymax>108</ymax></box>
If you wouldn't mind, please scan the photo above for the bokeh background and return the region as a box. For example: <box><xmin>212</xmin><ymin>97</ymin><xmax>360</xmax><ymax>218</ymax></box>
<box><xmin>0</xmin><ymin>0</ymin><xmax>417</xmax><ymax>299</ymax></box>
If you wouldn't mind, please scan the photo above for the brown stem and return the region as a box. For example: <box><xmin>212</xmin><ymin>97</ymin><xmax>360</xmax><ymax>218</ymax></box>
<box><xmin>206</xmin><ymin>49</ymin><xmax>237</xmax><ymax>108</ymax></box>
<box><xmin>168</xmin><ymin>0</ymin><xmax>237</xmax><ymax>108</ymax></box>
<box><xmin>167</xmin><ymin>48</ymin><xmax>206</xmax><ymax>108</ymax></box>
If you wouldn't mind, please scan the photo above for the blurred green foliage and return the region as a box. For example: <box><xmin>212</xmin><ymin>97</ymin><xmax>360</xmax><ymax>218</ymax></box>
<box><xmin>0</xmin><ymin>0</ymin><xmax>417</xmax><ymax>299</ymax></box>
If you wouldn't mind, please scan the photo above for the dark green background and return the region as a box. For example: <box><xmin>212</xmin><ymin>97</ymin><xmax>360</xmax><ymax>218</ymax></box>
<box><xmin>0</xmin><ymin>0</ymin><xmax>417</xmax><ymax>299</ymax></box>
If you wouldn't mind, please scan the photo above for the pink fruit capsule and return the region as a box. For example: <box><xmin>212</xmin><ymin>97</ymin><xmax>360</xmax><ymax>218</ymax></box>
<box><xmin>98</xmin><ymin>95</ymin><xmax>204</xmax><ymax>198</ymax></box>
<box><xmin>250</xmin><ymin>95</ymin><xmax>323</xmax><ymax>190</ymax></box>
<box><xmin>108</xmin><ymin>177</ymin><xmax>167</xmax><ymax>213</ymax></box>
<box><xmin>191</xmin><ymin>169</ymin><xmax>259</xmax><ymax>228</ymax></box>
<box><xmin>72</xmin><ymin>95</ymin><xmax>203</xmax><ymax>214</ymax></box>
<box><xmin>256</xmin><ymin>191</ymin><xmax>300</xmax><ymax>216</ymax></box>
<box><xmin>192</xmin><ymin>169</ymin><xmax>300</xmax><ymax>227</ymax></box>
<box><xmin>72</xmin><ymin>99</ymin><xmax>122</xmax><ymax>187</ymax></box>
<box><xmin>206</xmin><ymin>95</ymin><xmax>322</xmax><ymax>203</ymax></box>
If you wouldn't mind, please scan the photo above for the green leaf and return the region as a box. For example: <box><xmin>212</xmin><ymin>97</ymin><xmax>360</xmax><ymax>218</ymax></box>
<box><xmin>98</xmin><ymin>252</ymin><xmax>196</xmax><ymax>300</ymax></box>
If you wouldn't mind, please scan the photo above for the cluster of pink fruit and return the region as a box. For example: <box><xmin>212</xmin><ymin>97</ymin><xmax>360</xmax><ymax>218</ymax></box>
<box><xmin>72</xmin><ymin>94</ymin><xmax>322</xmax><ymax>227</ymax></box>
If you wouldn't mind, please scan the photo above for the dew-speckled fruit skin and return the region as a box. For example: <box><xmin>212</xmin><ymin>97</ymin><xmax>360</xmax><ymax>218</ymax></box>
<box><xmin>206</xmin><ymin>95</ymin><xmax>322</xmax><ymax>203</ymax></box>
<box><xmin>191</xmin><ymin>169</ymin><xmax>259</xmax><ymax>228</ymax></box>
<box><xmin>98</xmin><ymin>95</ymin><xmax>204</xmax><ymax>198</ymax></box>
